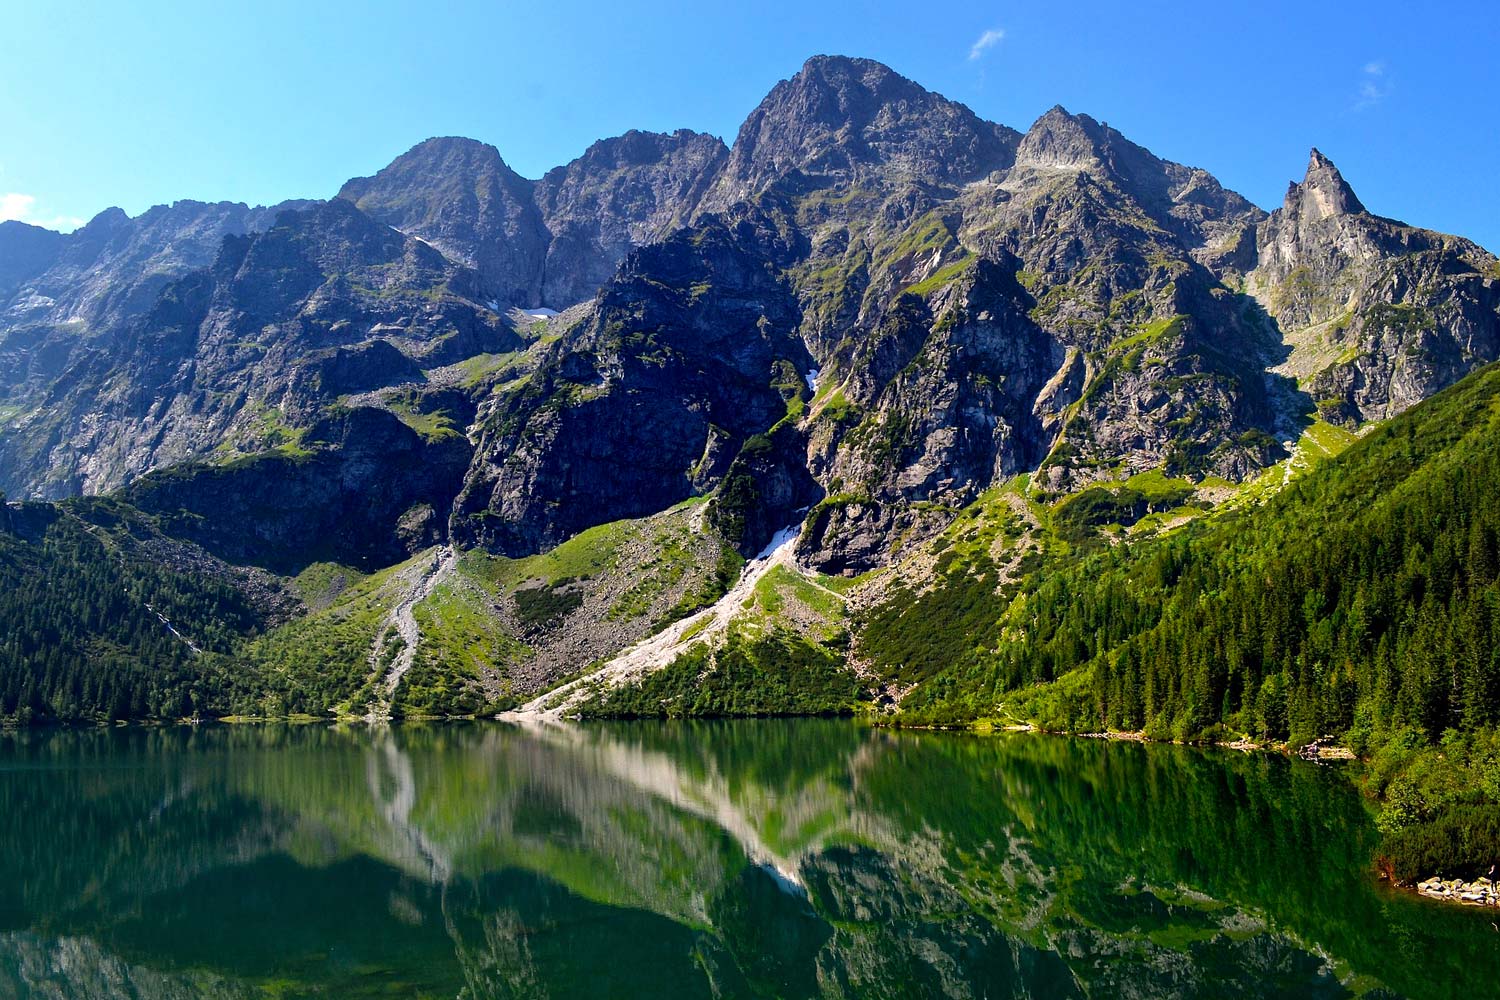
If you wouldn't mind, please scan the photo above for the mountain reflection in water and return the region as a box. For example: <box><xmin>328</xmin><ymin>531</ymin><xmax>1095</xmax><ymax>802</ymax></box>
<box><xmin>0</xmin><ymin>720</ymin><xmax>1494</xmax><ymax>999</ymax></box>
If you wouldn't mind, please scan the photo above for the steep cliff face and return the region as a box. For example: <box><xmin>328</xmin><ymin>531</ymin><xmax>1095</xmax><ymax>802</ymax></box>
<box><xmin>338</xmin><ymin>137</ymin><xmax>551</xmax><ymax>307</ymax></box>
<box><xmin>5</xmin><ymin>52</ymin><xmax>1500</xmax><ymax>713</ymax></box>
<box><xmin>450</xmin><ymin>208</ymin><xmax>813</xmax><ymax>556</ymax></box>
<box><xmin>0</xmin><ymin>199</ymin><xmax>316</xmax><ymax>398</ymax></box>
<box><xmin>339</xmin><ymin>131</ymin><xmax>728</xmax><ymax>309</ymax></box>
<box><xmin>700</xmin><ymin>55</ymin><xmax>1020</xmax><ymax>211</ymax></box>
<box><xmin>0</xmin><ymin>198</ymin><xmax>515</xmax><ymax>498</ymax></box>
<box><xmin>122</xmin><ymin>406</ymin><xmax>472</xmax><ymax>572</ymax></box>
<box><xmin>435</xmin><ymin>58</ymin><xmax>1495</xmax><ymax>571</ymax></box>
<box><xmin>0</xmin><ymin>199</ymin><xmax>318</xmax><ymax>335</ymax></box>
<box><xmin>2</xmin><ymin>54</ymin><xmax>1498</xmax><ymax>589</ymax></box>
<box><xmin>701</xmin><ymin>78</ymin><xmax>1284</xmax><ymax>565</ymax></box>
<box><xmin>0</xmin><ymin>222</ymin><xmax>65</xmax><ymax>301</ymax></box>
<box><xmin>1246</xmin><ymin>150</ymin><xmax>1500</xmax><ymax>425</ymax></box>
<box><xmin>535</xmin><ymin>129</ymin><xmax>729</xmax><ymax>305</ymax></box>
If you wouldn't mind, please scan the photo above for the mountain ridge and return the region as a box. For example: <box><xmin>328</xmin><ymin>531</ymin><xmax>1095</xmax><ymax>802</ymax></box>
<box><xmin>2</xmin><ymin>51</ymin><xmax>1499</xmax><ymax>721</ymax></box>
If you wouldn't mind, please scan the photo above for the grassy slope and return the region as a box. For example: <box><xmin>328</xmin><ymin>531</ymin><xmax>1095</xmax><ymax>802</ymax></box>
<box><xmin>859</xmin><ymin>362</ymin><xmax>1500</xmax><ymax>878</ymax></box>
<box><xmin>579</xmin><ymin>554</ymin><xmax>866</xmax><ymax>719</ymax></box>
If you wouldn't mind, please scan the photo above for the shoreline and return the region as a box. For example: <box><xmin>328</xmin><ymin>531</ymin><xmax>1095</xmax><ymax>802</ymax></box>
<box><xmin>2</xmin><ymin>711</ymin><xmax>1488</xmax><ymax>910</ymax></box>
<box><xmin>1415</xmin><ymin>876</ymin><xmax>1499</xmax><ymax>907</ymax></box>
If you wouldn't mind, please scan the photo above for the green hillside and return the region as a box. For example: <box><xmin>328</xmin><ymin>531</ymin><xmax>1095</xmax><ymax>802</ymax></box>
<box><xmin>863</xmin><ymin>361</ymin><xmax>1500</xmax><ymax>878</ymax></box>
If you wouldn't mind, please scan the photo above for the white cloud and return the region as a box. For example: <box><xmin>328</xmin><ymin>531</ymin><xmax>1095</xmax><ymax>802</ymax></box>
<box><xmin>1354</xmin><ymin>61</ymin><xmax>1392</xmax><ymax>111</ymax></box>
<box><xmin>969</xmin><ymin>28</ymin><xmax>1005</xmax><ymax>61</ymax></box>
<box><xmin>0</xmin><ymin>192</ymin><xmax>36</xmax><ymax>222</ymax></box>
<box><xmin>0</xmin><ymin>192</ymin><xmax>85</xmax><ymax>231</ymax></box>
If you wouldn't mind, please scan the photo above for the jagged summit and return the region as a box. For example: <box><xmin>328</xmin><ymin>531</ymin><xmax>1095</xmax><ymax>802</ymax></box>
<box><xmin>1015</xmin><ymin>105</ymin><xmax>1111</xmax><ymax>170</ymax></box>
<box><xmin>1284</xmin><ymin>147</ymin><xmax>1366</xmax><ymax>222</ymax></box>
<box><xmin>337</xmin><ymin>135</ymin><xmax>548</xmax><ymax>304</ymax></box>
<box><xmin>2</xmin><ymin>51</ymin><xmax>1499</xmax><ymax>719</ymax></box>
<box><xmin>699</xmin><ymin>53</ymin><xmax>1019</xmax><ymax>210</ymax></box>
<box><xmin>2</xmin><ymin>51</ymin><xmax>1496</xmax><ymax>581</ymax></box>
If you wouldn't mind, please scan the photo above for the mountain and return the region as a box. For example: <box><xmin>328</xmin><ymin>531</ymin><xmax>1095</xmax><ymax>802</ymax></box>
<box><xmin>1</xmin><ymin>53</ymin><xmax>1499</xmax><ymax>733</ymax></box>
<box><xmin>0</xmin><ymin>200</ymin><xmax>318</xmax><ymax>396</ymax></box>
<box><xmin>0</xmin><ymin>198</ymin><xmax>514</xmax><ymax>500</ymax></box>
<box><xmin>337</xmin><ymin>137</ymin><xmax>550</xmax><ymax>306</ymax></box>
<box><xmin>535</xmin><ymin>129</ymin><xmax>729</xmax><ymax>304</ymax></box>
<box><xmin>1248</xmin><ymin>149</ymin><xmax>1500</xmax><ymax>425</ymax></box>
<box><xmin>698</xmin><ymin>55</ymin><xmax>1020</xmax><ymax>210</ymax></box>
<box><xmin>338</xmin><ymin>129</ymin><xmax>727</xmax><ymax>308</ymax></box>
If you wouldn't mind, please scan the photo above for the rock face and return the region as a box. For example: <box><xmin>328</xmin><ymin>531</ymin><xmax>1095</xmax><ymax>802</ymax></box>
<box><xmin>0</xmin><ymin>199</ymin><xmax>315</xmax><ymax>401</ymax></box>
<box><xmin>450</xmin><ymin>208</ymin><xmax>813</xmax><ymax>556</ymax></box>
<box><xmin>1246</xmin><ymin>150</ymin><xmax>1500</xmax><ymax>425</ymax></box>
<box><xmin>535</xmin><ymin>129</ymin><xmax>728</xmax><ymax>305</ymax></box>
<box><xmin>338</xmin><ymin>137</ymin><xmax>550</xmax><ymax>307</ymax></box>
<box><xmin>699</xmin><ymin>55</ymin><xmax>1020</xmax><ymax>211</ymax></box>
<box><xmin>0</xmin><ymin>199</ymin><xmax>317</xmax><ymax>335</ymax></box>
<box><xmin>2</xmin><ymin>54</ymin><xmax>1498</xmax><ymax>578</ymax></box>
<box><xmin>0</xmin><ymin>197</ymin><xmax>513</xmax><ymax>532</ymax></box>
<box><xmin>0</xmin><ymin>222</ymin><xmax>66</xmax><ymax>301</ymax></box>
<box><xmin>442</xmin><ymin>61</ymin><xmax>1299</xmax><ymax>568</ymax></box>
<box><xmin>339</xmin><ymin>131</ymin><xmax>727</xmax><ymax>309</ymax></box>
<box><xmin>122</xmin><ymin>406</ymin><xmax>472</xmax><ymax>572</ymax></box>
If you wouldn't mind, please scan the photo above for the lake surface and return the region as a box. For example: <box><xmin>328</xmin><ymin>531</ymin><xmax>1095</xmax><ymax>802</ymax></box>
<box><xmin>0</xmin><ymin>721</ymin><xmax>1495</xmax><ymax>999</ymax></box>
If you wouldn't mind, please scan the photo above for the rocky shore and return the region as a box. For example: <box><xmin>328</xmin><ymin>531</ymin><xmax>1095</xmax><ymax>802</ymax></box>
<box><xmin>1416</xmin><ymin>876</ymin><xmax>1499</xmax><ymax>906</ymax></box>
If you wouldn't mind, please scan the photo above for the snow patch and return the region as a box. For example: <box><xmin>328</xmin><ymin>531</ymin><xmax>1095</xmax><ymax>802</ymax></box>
<box><xmin>805</xmin><ymin>367</ymin><xmax>820</xmax><ymax>392</ymax></box>
<box><xmin>525</xmin><ymin>307</ymin><xmax>558</xmax><ymax>319</ymax></box>
<box><xmin>511</xmin><ymin>522</ymin><xmax>806</xmax><ymax>717</ymax></box>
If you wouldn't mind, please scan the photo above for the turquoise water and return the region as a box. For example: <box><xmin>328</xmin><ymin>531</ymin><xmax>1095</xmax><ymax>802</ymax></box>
<box><xmin>0</xmin><ymin>720</ymin><xmax>1495</xmax><ymax>998</ymax></box>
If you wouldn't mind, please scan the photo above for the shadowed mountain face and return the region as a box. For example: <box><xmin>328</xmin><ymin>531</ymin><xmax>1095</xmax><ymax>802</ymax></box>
<box><xmin>1</xmin><ymin>721</ymin><xmax>1496</xmax><ymax>999</ymax></box>
<box><xmin>0</xmin><ymin>54</ymin><xmax>1497</xmax><ymax>576</ymax></box>
<box><xmin>0</xmin><ymin>198</ymin><xmax>513</xmax><ymax>508</ymax></box>
<box><xmin>338</xmin><ymin>130</ymin><xmax>729</xmax><ymax>308</ymax></box>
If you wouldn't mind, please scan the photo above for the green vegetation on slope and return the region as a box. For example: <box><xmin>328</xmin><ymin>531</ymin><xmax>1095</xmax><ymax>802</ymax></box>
<box><xmin>578</xmin><ymin>626</ymin><xmax>865</xmax><ymax>719</ymax></box>
<box><xmin>868</xmin><ymin>361</ymin><xmax>1500</xmax><ymax>879</ymax></box>
<box><xmin>0</xmin><ymin>500</ymin><xmax>265</xmax><ymax>723</ymax></box>
<box><xmin>213</xmin><ymin>554</ymin><xmax>419</xmax><ymax>718</ymax></box>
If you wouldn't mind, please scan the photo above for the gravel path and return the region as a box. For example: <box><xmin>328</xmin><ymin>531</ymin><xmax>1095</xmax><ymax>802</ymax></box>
<box><xmin>509</xmin><ymin>525</ymin><xmax>802</xmax><ymax>717</ymax></box>
<box><xmin>366</xmin><ymin>546</ymin><xmax>456</xmax><ymax>718</ymax></box>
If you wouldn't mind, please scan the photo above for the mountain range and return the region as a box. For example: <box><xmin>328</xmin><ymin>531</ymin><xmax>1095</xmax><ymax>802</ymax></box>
<box><xmin>1</xmin><ymin>54</ymin><xmax>1498</xmax><ymax>726</ymax></box>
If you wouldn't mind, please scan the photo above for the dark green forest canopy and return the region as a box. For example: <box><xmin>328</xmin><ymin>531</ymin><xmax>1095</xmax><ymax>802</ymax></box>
<box><xmin>0</xmin><ymin>500</ymin><xmax>264</xmax><ymax>722</ymax></box>
<box><xmin>877</xmin><ymin>361</ymin><xmax>1500</xmax><ymax>745</ymax></box>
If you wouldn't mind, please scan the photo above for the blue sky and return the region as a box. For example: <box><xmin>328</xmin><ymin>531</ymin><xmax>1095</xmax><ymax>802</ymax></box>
<box><xmin>2</xmin><ymin>1</ymin><xmax>1497</xmax><ymax>249</ymax></box>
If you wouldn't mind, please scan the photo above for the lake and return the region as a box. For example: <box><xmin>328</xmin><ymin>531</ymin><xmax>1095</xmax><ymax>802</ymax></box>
<box><xmin>0</xmin><ymin>720</ymin><xmax>1495</xmax><ymax>998</ymax></box>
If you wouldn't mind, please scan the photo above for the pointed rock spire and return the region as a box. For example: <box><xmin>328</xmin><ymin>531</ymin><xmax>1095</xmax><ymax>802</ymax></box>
<box><xmin>1285</xmin><ymin>148</ymin><xmax>1365</xmax><ymax>222</ymax></box>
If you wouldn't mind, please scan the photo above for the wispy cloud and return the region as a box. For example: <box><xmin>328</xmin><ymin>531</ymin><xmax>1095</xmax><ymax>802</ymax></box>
<box><xmin>0</xmin><ymin>192</ymin><xmax>85</xmax><ymax>231</ymax></box>
<box><xmin>0</xmin><ymin>192</ymin><xmax>36</xmax><ymax>222</ymax></box>
<box><xmin>1354</xmin><ymin>60</ymin><xmax>1392</xmax><ymax>111</ymax></box>
<box><xmin>969</xmin><ymin>28</ymin><xmax>1005</xmax><ymax>61</ymax></box>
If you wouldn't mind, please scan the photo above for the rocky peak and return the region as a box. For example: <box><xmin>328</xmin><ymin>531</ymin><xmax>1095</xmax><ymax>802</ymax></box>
<box><xmin>75</xmin><ymin>206</ymin><xmax>133</xmax><ymax>235</ymax></box>
<box><xmin>338</xmin><ymin>136</ymin><xmax>525</xmax><ymax>204</ymax></box>
<box><xmin>1283</xmin><ymin>148</ymin><xmax>1366</xmax><ymax>223</ymax></box>
<box><xmin>0</xmin><ymin>200</ymin><xmax>315</xmax><ymax>338</ymax></box>
<box><xmin>1007</xmin><ymin>105</ymin><xmax>1263</xmax><ymax>258</ymax></box>
<box><xmin>1015</xmin><ymin>105</ymin><xmax>1110</xmax><ymax>171</ymax></box>
<box><xmin>337</xmin><ymin>136</ymin><xmax>548</xmax><ymax>305</ymax></box>
<box><xmin>700</xmin><ymin>55</ymin><xmax>1019</xmax><ymax>210</ymax></box>
<box><xmin>533</xmin><ymin>129</ymin><xmax>727</xmax><ymax>304</ymax></box>
<box><xmin>0</xmin><ymin>221</ymin><xmax>66</xmax><ymax>298</ymax></box>
<box><xmin>539</xmin><ymin>129</ymin><xmax>726</xmax><ymax>185</ymax></box>
<box><xmin>238</xmin><ymin>198</ymin><xmax>415</xmax><ymax>277</ymax></box>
